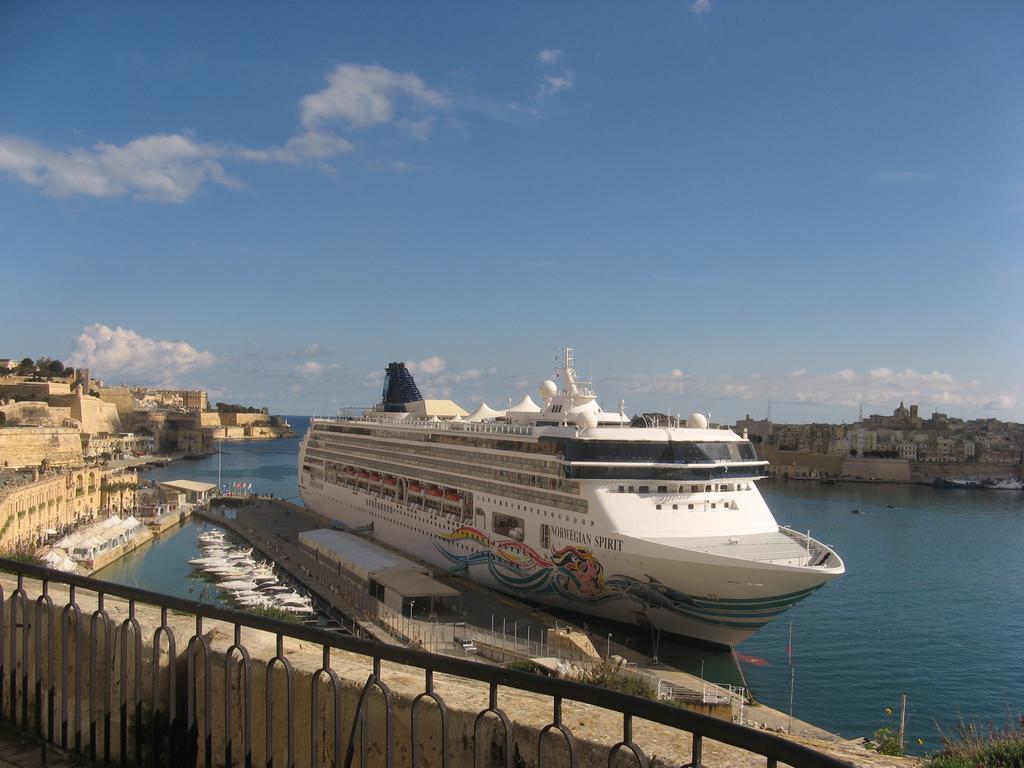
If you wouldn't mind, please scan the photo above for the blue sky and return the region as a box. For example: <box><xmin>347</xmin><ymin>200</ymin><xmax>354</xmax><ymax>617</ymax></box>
<box><xmin>2</xmin><ymin>2</ymin><xmax>1021</xmax><ymax>422</ymax></box>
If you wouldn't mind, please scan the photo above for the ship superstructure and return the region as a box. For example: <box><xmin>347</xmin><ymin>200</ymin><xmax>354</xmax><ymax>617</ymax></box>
<box><xmin>299</xmin><ymin>348</ymin><xmax>844</xmax><ymax>646</ymax></box>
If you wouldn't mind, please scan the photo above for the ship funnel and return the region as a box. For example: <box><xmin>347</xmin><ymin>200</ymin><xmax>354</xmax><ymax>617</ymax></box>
<box><xmin>380</xmin><ymin>362</ymin><xmax>423</xmax><ymax>412</ymax></box>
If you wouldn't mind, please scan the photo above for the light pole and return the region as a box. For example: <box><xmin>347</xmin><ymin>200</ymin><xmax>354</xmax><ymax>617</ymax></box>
<box><xmin>606</xmin><ymin>633</ymin><xmax>612</xmax><ymax>660</ymax></box>
<box><xmin>408</xmin><ymin>600</ymin><xmax>416</xmax><ymax>643</ymax></box>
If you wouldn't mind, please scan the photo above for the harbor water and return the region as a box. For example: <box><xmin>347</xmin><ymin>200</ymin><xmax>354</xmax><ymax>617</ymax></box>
<box><xmin>99</xmin><ymin>416</ymin><xmax>1023</xmax><ymax>752</ymax></box>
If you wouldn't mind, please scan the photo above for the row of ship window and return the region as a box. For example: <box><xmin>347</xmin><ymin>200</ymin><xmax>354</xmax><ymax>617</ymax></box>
<box><xmin>321</xmin><ymin>425</ymin><xmax>559</xmax><ymax>457</ymax></box>
<box><xmin>613</xmin><ymin>482</ymin><xmax>752</xmax><ymax>494</ymax></box>
<box><xmin>307</xmin><ymin>442</ymin><xmax>573</xmax><ymax>495</ymax></box>
<box><xmin>488</xmin><ymin>496</ymin><xmax>590</xmax><ymax>528</ymax></box>
<box><xmin>304</xmin><ymin>447</ymin><xmax>588</xmax><ymax>515</ymax></box>
<box><xmin>312</xmin><ymin>432</ymin><xmax>559</xmax><ymax>475</ymax></box>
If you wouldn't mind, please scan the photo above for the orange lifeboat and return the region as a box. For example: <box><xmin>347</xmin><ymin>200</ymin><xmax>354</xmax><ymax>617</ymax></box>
<box><xmin>443</xmin><ymin>491</ymin><xmax>462</xmax><ymax>504</ymax></box>
<box><xmin>425</xmin><ymin>487</ymin><xmax>443</xmax><ymax>498</ymax></box>
<box><xmin>408</xmin><ymin>483</ymin><xmax>423</xmax><ymax>495</ymax></box>
<box><xmin>368</xmin><ymin>472</ymin><xmax>381</xmax><ymax>483</ymax></box>
<box><xmin>383</xmin><ymin>477</ymin><xmax>397</xmax><ymax>488</ymax></box>
<box><xmin>356</xmin><ymin>470</ymin><xmax>369</xmax><ymax>479</ymax></box>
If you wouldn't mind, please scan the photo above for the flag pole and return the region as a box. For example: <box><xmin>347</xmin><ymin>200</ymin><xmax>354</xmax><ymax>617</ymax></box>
<box><xmin>788</xmin><ymin>622</ymin><xmax>795</xmax><ymax>734</ymax></box>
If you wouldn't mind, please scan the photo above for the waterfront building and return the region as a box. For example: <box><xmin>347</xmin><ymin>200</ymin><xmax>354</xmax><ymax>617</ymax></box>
<box><xmin>82</xmin><ymin>432</ymin><xmax>156</xmax><ymax>459</ymax></box>
<box><xmin>0</xmin><ymin>465</ymin><xmax>137</xmax><ymax>552</ymax></box>
<box><xmin>157</xmin><ymin>479</ymin><xmax>216</xmax><ymax>505</ymax></box>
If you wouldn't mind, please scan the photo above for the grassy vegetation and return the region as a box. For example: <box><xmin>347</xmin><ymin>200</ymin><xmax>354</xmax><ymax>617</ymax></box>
<box><xmin>925</xmin><ymin>716</ymin><xmax>1024</xmax><ymax>767</ymax></box>
<box><xmin>249</xmin><ymin>605</ymin><xmax>301</xmax><ymax>623</ymax></box>
<box><xmin>575</xmin><ymin>658</ymin><xmax>659</xmax><ymax>700</ymax></box>
<box><xmin>509</xmin><ymin>657</ymin><xmax>663</xmax><ymax>702</ymax></box>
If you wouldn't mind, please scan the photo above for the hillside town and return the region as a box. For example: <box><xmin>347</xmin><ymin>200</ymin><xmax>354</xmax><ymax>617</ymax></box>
<box><xmin>732</xmin><ymin>402</ymin><xmax>1024</xmax><ymax>483</ymax></box>
<box><xmin>0</xmin><ymin>355</ymin><xmax>292</xmax><ymax>558</ymax></box>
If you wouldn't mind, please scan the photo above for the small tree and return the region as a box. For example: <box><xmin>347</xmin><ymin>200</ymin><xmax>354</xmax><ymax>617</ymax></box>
<box><xmin>18</xmin><ymin>357</ymin><xmax>34</xmax><ymax>374</ymax></box>
<box><xmin>869</xmin><ymin>707</ymin><xmax>905</xmax><ymax>756</ymax></box>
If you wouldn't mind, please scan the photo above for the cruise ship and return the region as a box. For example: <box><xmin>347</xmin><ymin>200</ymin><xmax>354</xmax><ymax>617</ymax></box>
<box><xmin>298</xmin><ymin>349</ymin><xmax>844</xmax><ymax>646</ymax></box>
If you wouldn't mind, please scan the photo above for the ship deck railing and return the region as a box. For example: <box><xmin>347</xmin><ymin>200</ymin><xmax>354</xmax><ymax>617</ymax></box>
<box><xmin>650</xmin><ymin>529</ymin><xmax>835</xmax><ymax>567</ymax></box>
<box><xmin>0</xmin><ymin>556</ymin><xmax>850</xmax><ymax>768</ymax></box>
<box><xmin>317</xmin><ymin>414</ymin><xmax>536</xmax><ymax>438</ymax></box>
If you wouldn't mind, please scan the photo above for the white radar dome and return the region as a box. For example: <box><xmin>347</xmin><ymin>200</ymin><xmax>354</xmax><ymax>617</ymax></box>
<box><xmin>686</xmin><ymin>412</ymin><xmax>709</xmax><ymax>429</ymax></box>
<box><xmin>539</xmin><ymin>380</ymin><xmax>558</xmax><ymax>399</ymax></box>
<box><xmin>576</xmin><ymin>412</ymin><xmax>599</xmax><ymax>430</ymax></box>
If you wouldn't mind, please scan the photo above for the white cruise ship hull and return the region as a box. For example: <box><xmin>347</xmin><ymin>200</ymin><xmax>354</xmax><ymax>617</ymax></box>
<box><xmin>300</xmin><ymin>473</ymin><xmax>837</xmax><ymax>646</ymax></box>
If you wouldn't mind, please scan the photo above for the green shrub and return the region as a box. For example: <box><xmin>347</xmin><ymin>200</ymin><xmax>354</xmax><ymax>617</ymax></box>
<box><xmin>576</xmin><ymin>658</ymin><xmax>658</xmax><ymax>700</ymax></box>
<box><xmin>926</xmin><ymin>716</ymin><xmax>1024</xmax><ymax>768</ymax></box>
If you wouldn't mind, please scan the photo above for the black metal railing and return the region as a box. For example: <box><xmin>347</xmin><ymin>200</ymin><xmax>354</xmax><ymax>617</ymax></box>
<box><xmin>0</xmin><ymin>557</ymin><xmax>852</xmax><ymax>767</ymax></box>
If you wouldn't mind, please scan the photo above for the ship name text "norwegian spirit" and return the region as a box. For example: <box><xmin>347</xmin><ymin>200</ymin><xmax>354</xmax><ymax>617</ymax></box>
<box><xmin>550</xmin><ymin>525</ymin><xmax>623</xmax><ymax>551</ymax></box>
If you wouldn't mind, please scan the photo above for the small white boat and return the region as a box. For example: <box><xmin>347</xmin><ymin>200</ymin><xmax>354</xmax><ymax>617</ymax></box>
<box><xmin>984</xmin><ymin>478</ymin><xmax>1024</xmax><ymax>491</ymax></box>
<box><xmin>220</xmin><ymin>580</ymin><xmax>259</xmax><ymax>591</ymax></box>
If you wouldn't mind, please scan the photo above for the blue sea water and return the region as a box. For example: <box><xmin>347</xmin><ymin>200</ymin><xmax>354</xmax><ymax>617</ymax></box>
<box><xmin>109</xmin><ymin>417</ymin><xmax>1023</xmax><ymax>751</ymax></box>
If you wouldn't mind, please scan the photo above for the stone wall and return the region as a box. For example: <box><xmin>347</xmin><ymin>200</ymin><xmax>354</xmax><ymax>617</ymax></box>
<box><xmin>0</xmin><ymin>426</ymin><xmax>83</xmax><ymax>468</ymax></box>
<box><xmin>0</xmin><ymin>381</ymin><xmax>72</xmax><ymax>400</ymax></box>
<box><xmin>96</xmin><ymin>386</ymin><xmax>136</xmax><ymax>423</ymax></box>
<box><xmin>48</xmin><ymin>393</ymin><xmax>122</xmax><ymax>435</ymax></box>
<box><xmin>842</xmin><ymin>457</ymin><xmax>912</xmax><ymax>482</ymax></box>
<box><xmin>0</xmin><ymin>400</ymin><xmax>73</xmax><ymax>427</ymax></box>
<box><xmin>0</xmin><ymin>574</ymin><xmax>921</xmax><ymax>768</ymax></box>
<box><xmin>762</xmin><ymin>447</ymin><xmax>843</xmax><ymax>477</ymax></box>
<box><xmin>909</xmin><ymin>461</ymin><xmax>1021</xmax><ymax>482</ymax></box>
<box><xmin>220</xmin><ymin>412</ymin><xmax>270</xmax><ymax>427</ymax></box>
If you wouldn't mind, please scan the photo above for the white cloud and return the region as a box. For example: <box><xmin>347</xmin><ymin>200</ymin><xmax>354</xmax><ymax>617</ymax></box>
<box><xmin>68</xmin><ymin>324</ymin><xmax>215</xmax><ymax>385</ymax></box>
<box><xmin>294</xmin><ymin>361</ymin><xmax>340</xmax><ymax>380</ymax></box>
<box><xmin>690</xmin><ymin>0</ymin><xmax>712</xmax><ymax>15</ymax></box>
<box><xmin>601</xmin><ymin>365</ymin><xmax>1018</xmax><ymax>416</ymax></box>
<box><xmin>538</xmin><ymin>73</ymin><xmax>575</xmax><ymax>98</ymax></box>
<box><xmin>407</xmin><ymin>356</ymin><xmax>447</xmax><ymax>375</ymax></box>
<box><xmin>236</xmin><ymin>130</ymin><xmax>353</xmax><ymax>165</ymax></box>
<box><xmin>0</xmin><ymin>133</ymin><xmax>237</xmax><ymax>202</ymax></box>
<box><xmin>303</xmin><ymin>342</ymin><xmax>322</xmax><ymax>356</ymax></box>
<box><xmin>537</xmin><ymin>49</ymin><xmax>564</xmax><ymax>64</ymax></box>
<box><xmin>671</xmin><ymin>369</ymin><xmax>685</xmax><ymax>378</ymax></box>
<box><xmin>0</xmin><ymin>62</ymin><xmax>449</xmax><ymax>202</ymax></box>
<box><xmin>300</xmin><ymin>64</ymin><xmax>449</xmax><ymax>130</ymax></box>
<box><xmin>362</xmin><ymin>357</ymin><xmax>500</xmax><ymax>401</ymax></box>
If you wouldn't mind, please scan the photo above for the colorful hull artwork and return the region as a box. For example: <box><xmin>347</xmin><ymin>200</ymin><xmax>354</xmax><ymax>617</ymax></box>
<box><xmin>435</xmin><ymin>526</ymin><xmax>822</xmax><ymax>632</ymax></box>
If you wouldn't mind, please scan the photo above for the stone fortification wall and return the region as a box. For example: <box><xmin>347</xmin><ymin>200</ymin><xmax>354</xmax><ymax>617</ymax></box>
<box><xmin>199</xmin><ymin>412</ymin><xmax>223</xmax><ymax>428</ymax></box>
<box><xmin>0</xmin><ymin>427</ymin><xmax>83</xmax><ymax>468</ymax></box>
<box><xmin>762</xmin><ymin>447</ymin><xmax>843</xmax><ymax>477</ymax></box>
<box><xmin>47</xmin><ymin>393</ymin><xmax>122</xmax><ymax>435</ymax></box>
<box><xmin>908</xmin><ymin>461</ymin><xmax>1021</xmax><ymax>482</ymax></box>
<box><xmin>0</xmin><ymin>400</ymin><xmax>73</xmax><ymax>427</ymax></box>
<box><xmin>96</xmin><ymin>386</ymin><xmax>136</xmax><ymax>423</ymax></box>
<box><xmin>0</xmin><ymin>380</ymin><xmax>72</xmax><ymax>400</ymax></box>
<box><xmin>220</xmin><ymin>412</ymin><xmax>270</xmax><ymax>427</ymax></box>
<box><xmin>842</xmin><ymin>457</ymin><xmax>912</xmax><ymax>482</ymax></box>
